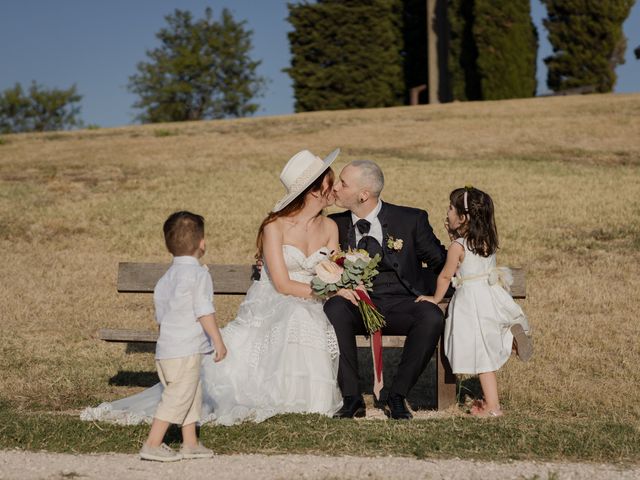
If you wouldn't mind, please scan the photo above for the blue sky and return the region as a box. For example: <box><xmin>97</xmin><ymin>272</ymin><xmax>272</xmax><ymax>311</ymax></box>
<box><xmin>1</xmin><ymin>1</ymin><xmax>638</xmax><ymax>128</ymax></box>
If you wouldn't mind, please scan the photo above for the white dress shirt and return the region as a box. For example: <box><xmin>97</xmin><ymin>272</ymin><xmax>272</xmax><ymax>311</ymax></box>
<box><xmin>352</xmin><ymin>199</ymin><xmax>383</xmax><ymax>246</ymax></box>
<box><xmin>154</xmin><ymin>256</ymin><xmax>215</xmax><ymax>360</ymax></box>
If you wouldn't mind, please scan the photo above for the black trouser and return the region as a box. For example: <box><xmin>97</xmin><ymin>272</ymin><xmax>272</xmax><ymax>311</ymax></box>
<box><xmin>323</xmin><ymin>295</ymin><xmax>444</xmax><ymax>397</ymax></box>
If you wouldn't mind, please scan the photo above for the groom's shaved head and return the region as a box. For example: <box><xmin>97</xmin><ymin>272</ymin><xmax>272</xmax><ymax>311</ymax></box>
<box><xmin>350</xmin><ymin>160</ymin><xmax>384</xmax><ymax>197</ymax></box>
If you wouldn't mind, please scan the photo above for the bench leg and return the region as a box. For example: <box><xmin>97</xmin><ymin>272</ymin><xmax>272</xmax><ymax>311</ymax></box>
<box><xmin>436</xmin><ymin>336</ymin><xmax>457</xmax><ymax>410</ymax></box>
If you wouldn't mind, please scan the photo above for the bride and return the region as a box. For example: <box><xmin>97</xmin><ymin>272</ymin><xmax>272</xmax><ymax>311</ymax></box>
<box><xmin>82</xmin><ymin>149</ymin><xmax>344</xmax><ymax>425</ymax></box>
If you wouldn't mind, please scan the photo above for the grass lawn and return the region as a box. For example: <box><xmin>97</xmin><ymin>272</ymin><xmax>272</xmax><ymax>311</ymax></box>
<box><xmin>1</xmin><ymin>93</ymin><xmax>639</xmax><ymax>460</ymax></box>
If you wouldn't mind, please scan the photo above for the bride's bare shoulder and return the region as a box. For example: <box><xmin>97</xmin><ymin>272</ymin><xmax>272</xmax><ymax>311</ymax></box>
<box><xmin>321</xmin><ymin>215</ymin><xmax>338</xmax><ymax>231</ymax></box>
<box><xmin>263</xmin><ymin>217</ymin><xmax>285</xmax><ymax>236</ymax></box>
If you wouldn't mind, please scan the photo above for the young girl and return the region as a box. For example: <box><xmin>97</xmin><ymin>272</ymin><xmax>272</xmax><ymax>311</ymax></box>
<box><xmin>416</xmin><ymin>186</ymin><xmax>531</xmax><ymax>417</ymax></box>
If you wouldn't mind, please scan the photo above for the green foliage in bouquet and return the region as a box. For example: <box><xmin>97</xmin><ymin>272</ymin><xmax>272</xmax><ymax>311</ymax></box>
<box><xmin>311</xmin><ymin>251</ymin><xmax>381</xmax><ymax>297</ymax></box>
<box><xmin>311</xmin><ymin>250</ymin><xmax>384</xmax><ymax>334</ymax></box>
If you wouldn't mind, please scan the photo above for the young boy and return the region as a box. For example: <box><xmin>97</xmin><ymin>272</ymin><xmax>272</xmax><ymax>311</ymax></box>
<box><xmin>139</xmin><ymin>211</ymin><xmax>227</xmax><ymax>462</ymax></box>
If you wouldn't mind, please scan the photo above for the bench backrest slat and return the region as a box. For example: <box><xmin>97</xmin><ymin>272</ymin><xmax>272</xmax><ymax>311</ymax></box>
<box><xmin>118</xmin><ymin>262</ymin><xmax>256</xmax><ymax>295</ymax></box>
<box><xmin>118</xmin><ymin>262</ymin><xmax>526</xmax><ymax>298</ymax></box>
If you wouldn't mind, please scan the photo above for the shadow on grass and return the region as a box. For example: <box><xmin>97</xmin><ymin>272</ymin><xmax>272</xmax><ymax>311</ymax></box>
<box><xmin>358</xmin><ymin>348</ymin><xmax>438</xmax><ymax>410</ymax></box>
<box><xmin>163</xmin><ymin>424</ymin><xmax>204</xmax><ymax>445</ymax></box>
<box><xmin>108</xmin><ymin>371</ymin><xmax>158</xmax><ymax>388</ymax></box>
<box><xmin>125</xmin><ymin>343</ymin><xmax>155</xmax><ymax>354</ymax></box>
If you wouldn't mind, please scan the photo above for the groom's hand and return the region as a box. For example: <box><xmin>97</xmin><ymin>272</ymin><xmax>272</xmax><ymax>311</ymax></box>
<box><xmin>335</xmin><ymin>288</ymin><xmax>359</xmax><ymax>305</ymax></box>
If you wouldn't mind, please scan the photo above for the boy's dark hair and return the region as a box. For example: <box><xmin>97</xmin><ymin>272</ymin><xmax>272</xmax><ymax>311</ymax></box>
<box><xmin>450</xmin><ymin>187</ymin><xmax>499</xmax><ymax>257</ymax></box>
<box><xmin>163</xmin><ymin>211</ymin><xmax>205</xmax><ymax>256</ymax></box>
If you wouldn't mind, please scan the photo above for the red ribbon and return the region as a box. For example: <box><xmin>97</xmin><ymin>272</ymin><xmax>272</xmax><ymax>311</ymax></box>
<box><xmin>354</xmin><ymin>289</ymin><xmax>384</xmax><ymax>400</ymax></box>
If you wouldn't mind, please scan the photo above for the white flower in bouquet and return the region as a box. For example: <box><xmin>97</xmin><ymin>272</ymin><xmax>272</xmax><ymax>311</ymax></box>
<box><xmin>315</xmin><ymin>259</ymin><xmax>344</xmax><ymax>284</ymax></box>
<box><xmin>345</xmin><ymin>250</ymin><xmax>371</xmax><ymax>264</ymax></box>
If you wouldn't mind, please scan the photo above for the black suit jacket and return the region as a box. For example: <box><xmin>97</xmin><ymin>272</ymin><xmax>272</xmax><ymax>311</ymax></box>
<box><xmin>329</xmin><ymin>201</ymin><xmax>447</xmax><ymax>296</ymax></box>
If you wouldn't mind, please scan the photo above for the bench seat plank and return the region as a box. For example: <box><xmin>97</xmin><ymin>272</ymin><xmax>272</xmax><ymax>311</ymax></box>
<box><xmin>101</xmin><ymin>328</ymin><xmax>407</xmax><ymax>348</ymax></box>
<box><xmin>99</xmin><ymin>328</ymin><xmax>158</xmax><ymax>343</ymax></box>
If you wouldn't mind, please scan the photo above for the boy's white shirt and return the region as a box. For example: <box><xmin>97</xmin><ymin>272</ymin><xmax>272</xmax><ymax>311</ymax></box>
<box><xmin>153</xmin><ymin>255</ymin><xmax>215</xmax><ymax>360</ymax></box>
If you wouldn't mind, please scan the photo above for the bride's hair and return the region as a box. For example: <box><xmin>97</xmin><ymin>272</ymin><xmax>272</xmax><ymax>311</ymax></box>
<box><xmin>449</xmin><ymin>186</ymin><xmax>499</xmax><ymax>257</ymax></box>
<box><xmin>256</xmin><ymin>168</ymin><xmax>335</xmax><ymax>260</ymax></box>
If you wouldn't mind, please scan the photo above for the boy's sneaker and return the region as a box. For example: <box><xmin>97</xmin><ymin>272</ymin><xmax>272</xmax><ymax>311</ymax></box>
<box><xmin>180</xmin><ymin>442</ymin><xmax>214</xmax><ymax>459</ymax></box>
<box><xmin>511</xmin><ymin>324</ymin><xmax>533</xmax><ymax>362</ymax></box>
<box><xmin>139</xmin><ymin>442</ymin><xmax>182</xmax><ymax>462</ymax></box>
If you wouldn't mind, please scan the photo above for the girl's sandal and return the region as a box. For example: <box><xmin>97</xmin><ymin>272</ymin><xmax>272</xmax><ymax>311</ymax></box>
<box><xmin>471</xmin><ymin>407</ymin><xmax>504</xmax><ymax>418</ymax></box>
<box><xmin>511</xmin><ymin>324</ymin><xmax>533</xmax><ymax>362</ymax></box>
<box><xmin>469</xmin><ymin>399</ymin><xmax>485</xmax><ymax>415</ymax></box>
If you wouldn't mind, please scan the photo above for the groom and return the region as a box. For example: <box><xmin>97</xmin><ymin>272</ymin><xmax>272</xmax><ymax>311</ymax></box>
<box><xmin>325</xmin><ymin>160</ymin><xmax>447</xmax><ymax>420</ymax></box>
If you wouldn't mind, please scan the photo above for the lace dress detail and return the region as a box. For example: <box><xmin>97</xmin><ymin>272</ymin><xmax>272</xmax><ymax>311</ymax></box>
<box><xmin>81</xmin><ymin>245</ymin><xmax>342</xmax><ymax>426</ymax></box>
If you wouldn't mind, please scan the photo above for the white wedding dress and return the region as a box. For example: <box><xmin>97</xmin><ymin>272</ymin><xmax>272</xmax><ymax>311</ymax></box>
<box><xmin>81</xmin><ymin>245</ymin><xmax>342</xmax><ymax>426</ymax></box>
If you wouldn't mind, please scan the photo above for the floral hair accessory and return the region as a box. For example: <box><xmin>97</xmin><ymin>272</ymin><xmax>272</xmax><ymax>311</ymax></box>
<box><xmin>386</xmin><ymin>235</ymin><xmax>404</xmax><ymax>252</ymax></box>
<box><xmin>462</xmin><ymin>185</ymin><xmax>473</xmax><ymax>213</ymax></box>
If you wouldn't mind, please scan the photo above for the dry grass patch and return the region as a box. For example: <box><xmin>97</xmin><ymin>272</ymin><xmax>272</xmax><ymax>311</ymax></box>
<box><xmin>1</xmin><ymin>94</ymin><xmax>639</xmax><ymax>449</ymax></box>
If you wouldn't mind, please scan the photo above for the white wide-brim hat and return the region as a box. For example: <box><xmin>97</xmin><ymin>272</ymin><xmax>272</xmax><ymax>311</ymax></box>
<box><xmin>272</xmin><ymin>148</ymin><xmax>340</xmax><ymax>212</ymax></box>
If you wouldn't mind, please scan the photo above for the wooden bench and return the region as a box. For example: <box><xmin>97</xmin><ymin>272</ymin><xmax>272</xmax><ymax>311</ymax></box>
<box><xmin>100</xmin><ymin>262</ymin><xmax>526</xmax><ymax>410</ymax></box>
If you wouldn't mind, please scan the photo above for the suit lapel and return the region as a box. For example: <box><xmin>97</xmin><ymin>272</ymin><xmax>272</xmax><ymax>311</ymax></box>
<box><xmin>347</xmin><ymin>216</ymin><xmax>356</xmax><ymax>250</ymax></box>
<box><xmin>378</xmin><ymin>201</ymin><xmax>389</xmax><ymax>253</ymax></box>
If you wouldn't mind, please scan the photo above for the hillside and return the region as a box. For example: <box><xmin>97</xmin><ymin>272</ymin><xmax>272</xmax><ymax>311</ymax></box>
<box><xmin>0</xmin><ymin>93</ymin><xmax>639</xmax><ymax>458</ymax></box>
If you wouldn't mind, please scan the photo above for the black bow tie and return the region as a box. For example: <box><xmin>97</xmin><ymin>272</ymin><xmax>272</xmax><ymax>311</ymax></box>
<box><xmin>355</xmin><ymin>219</ymin><xmax>371</xmax><ymax>235</ymax></box>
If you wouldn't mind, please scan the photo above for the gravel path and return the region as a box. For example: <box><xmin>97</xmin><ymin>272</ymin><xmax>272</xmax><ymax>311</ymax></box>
<box><xmin>2</xmin><ymin>450</ymin><xmax>639</xmax><ymax>480</ymax></box>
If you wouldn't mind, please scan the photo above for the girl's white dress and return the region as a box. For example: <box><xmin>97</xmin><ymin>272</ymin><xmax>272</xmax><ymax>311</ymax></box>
<box><xmin>81</xmin><ymin>245</ymin><xmax>342</xmax><ymax>425</ymax></box>
<box><xmin>444</xmin><ymin>238</ymin><xmax>529</xmax><ymax>374</ymax></box>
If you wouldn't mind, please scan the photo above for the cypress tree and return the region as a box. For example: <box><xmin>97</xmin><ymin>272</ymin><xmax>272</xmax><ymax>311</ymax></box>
<box><xmin>473</xmin><ymin>0</ymin><xmax>538</xmax><ymax>99</ymax></box>
<box><xmin>447</xmin><ymin>0</ymin><xmax>537</xmax><ymax>101</ymax></box>
<box><xmin>401</xmin><ymin>0</ymin><xmax>428</xmax><ymax>98</ymax></box>
<box><xmin>542</xmin><ymin>0</ymin><xmax>635</xmax><ymax>93</ymax></box>
<box><xmin>448</xmin><ymin>0</ymin><xmax>481</xmax><ymax>101</ymax></box>
<box><xmin>287</xmin><ymin>0</ymin><xmax>404</xmax><ymax>112</ymax></box>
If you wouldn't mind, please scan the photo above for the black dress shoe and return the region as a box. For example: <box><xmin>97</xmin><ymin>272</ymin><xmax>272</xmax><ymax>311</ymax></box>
<box><xmin>333</xmin><ymin>395</ymin><xmax>366</xmax><ymax>418</ymax></box>
<box><xmin>385</xmin><ymin>392</ymin><xmax>413</xmax><ymax>420</ymax></box>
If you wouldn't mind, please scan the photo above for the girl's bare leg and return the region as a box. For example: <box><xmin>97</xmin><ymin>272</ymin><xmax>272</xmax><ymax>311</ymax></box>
<box><xmin>475</xmin><ymin>371</ymin><xmax>502</xmax><ymax>416</ymax></box>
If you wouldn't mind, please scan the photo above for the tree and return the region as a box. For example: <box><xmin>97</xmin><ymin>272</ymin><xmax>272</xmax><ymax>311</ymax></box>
<box><xmin>401</xmin><ymin>0</ymin><xmax>428</xmax><ymax>100</ymax></box>
<box><xmin>448</xmin><ymin>0</ymin><xmax>481</xmax><ymax>101</ymax></box>
<box><xmin>128</xmin><ymin>7</ymin><xmax>265</xmax><ymax>123</ymax></box>
<box><xmin>542</xmin><ymin>0</ymin><xmax>636</xmax><ymax>93</ymax></box>
<box><xmin>473</xmin><ymin>0</ymin><xmax>537</xmax><ymax>99</ymax></box>
<box><xmin>0</xmin><ymin>82</ymin><xmax>82</xmax><ymax>134</ymax></box>
<box><xmin>448</xmin><ymin>0</ymin><xmax>537</xmax><ymax>101</ymax></box>
<box><xmin>287</xmin><ymin>0</ymin><xmax>404</xmax><ymax>112</ymax></box>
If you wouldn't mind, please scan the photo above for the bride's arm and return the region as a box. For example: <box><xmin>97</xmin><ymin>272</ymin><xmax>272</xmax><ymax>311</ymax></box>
<box><xmin>262</xmin><ymin>222</ymin><xmax>315</xmax><ymax>299</ymax></box>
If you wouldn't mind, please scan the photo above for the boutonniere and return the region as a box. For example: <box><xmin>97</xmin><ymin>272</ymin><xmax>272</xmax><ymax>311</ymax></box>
<box><xmin>386</xmin><ymin>235</ymin><xmax>404</xmax><ymax>252</ymax></box>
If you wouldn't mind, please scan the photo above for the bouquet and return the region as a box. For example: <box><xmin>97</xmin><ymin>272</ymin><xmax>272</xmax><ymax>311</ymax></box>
<box><xmin>311</xmin><ymin>249</ymin><xmax>385</xmax><ymax>333</ymax></box>
<box><xmin>311</xmin><ymin>249</ymin><xmax>386</xmax><ymax>399</ymax></box>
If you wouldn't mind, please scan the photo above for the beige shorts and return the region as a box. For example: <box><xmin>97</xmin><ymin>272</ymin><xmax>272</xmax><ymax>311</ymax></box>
<box><xmin>154</xmin><ymin>353</ymin><xmax>203</xmax><ymax>426</ymax></box>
